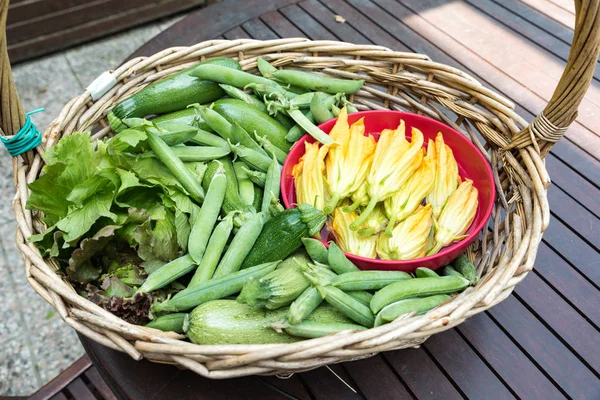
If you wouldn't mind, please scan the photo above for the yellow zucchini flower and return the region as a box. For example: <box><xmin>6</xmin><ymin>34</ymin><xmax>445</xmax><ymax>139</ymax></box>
<box><xmin>428</xmin><ymin>179</ymin><xmax>478</xmax><ymax>255</ymax></box>
<box><xmin>357</xmin><ymin>204</ymin><xmax>388</xmax><ymax>237</ymax></box>
<box><xmin>324</xmin><ymin>108</ymin><xmax>376</xmax><ymax>214</ymax></box>
<box><xmin>427</xmin><ymin>132</ymin><xmax>459</xmax><ymax>218</ymax></box>
<box><xmin>293</xmin><ymin>141</ymin><xmax>330</xmax><ymax>210</ymax></box>
<box><xmin>376</xmin><ymin>204</ymin><xmax>433</xmax><ymax>260</ymax></box>
<box><xmin>350</xmin><ymin>122</ymin><xmax>424</xmax><ymax>230</ymax></box>
<box><xmin>344</xmin><ymin>184</ymin><xmax>369</xmax><ymax>213</ymax></box>
<box><xmin>383</xmin><ymin>153</ymin><xmax>434</xmax><ymax>236</ymax></box>
<box><xmin>331</xmin><ymin>207</ymin><xmax>377</xmax><ymax>258</ymax></box>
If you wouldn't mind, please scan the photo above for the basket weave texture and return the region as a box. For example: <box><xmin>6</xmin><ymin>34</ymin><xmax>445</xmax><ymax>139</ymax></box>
<box><xmin>7</xmin><ymin>26</ymin><xmax>600</xmax><ymax>378</ymax></box>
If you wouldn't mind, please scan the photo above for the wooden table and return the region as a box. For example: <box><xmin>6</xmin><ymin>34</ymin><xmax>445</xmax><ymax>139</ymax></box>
<box><xmin>81</xmin><ymin>0</ymin><xmax>600</xmax><ymax>399</ymax></box>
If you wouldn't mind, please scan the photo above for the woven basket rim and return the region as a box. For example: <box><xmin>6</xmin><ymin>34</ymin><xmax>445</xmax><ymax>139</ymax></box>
<box><xmin>14</xmin><ymin>38</ymin><xmax>549</xmax><ymax>379</ymax></box>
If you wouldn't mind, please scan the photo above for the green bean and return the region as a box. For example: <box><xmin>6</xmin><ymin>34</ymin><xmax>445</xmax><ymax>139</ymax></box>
<box><xmin>189</xmin><ymin>128</ymin><xmax>229</xmax><ymax>148</ymax></box>
<box><xmin>286</xmin><ymin>108</ymin><xmax>334</xmax><ymax>145</ymax></box>
<box><xmin>189</xmin><ymin>64</ymin><xmax>283</xmax><ymax>92</ymax></box>
<box><xmin>151</xmin><ymin>261</ymin><xmax>279</xmax><ymax>314</ymax></box>
<box><xmin>257</xmin><ymin>57</ymin><xmax>277</xmax><ymax>78</ymax></box>
<box><xmin>441</xmin><ymin>265</ymin><xmax>463</xmax><ymax>278</ymax></box>
<box><xmin>231</xmin><ymin>122</ymin><xmax>269</xmax><ymax>157</ymax></box>
<box><xmin>146</xmin><ymin>313</ymin><xmax>188</xmax><ymax>333</ymax></box>
<box><xmin>233</xmin><ymin>162</ymin><xmax>255</xmax><ymax>206</ymax></box>
<box><xmin>188</xmin><ymin>166</ymin><xmax>227</xmax><ymax>263</ymax></box>
<box><xmin>347</xmin><ymin>291</ymin><xmax>373</xmax><ymax>306</ymax></box>
<box><xmin>188</xmin><ymin>213</ymin><xmax>235</xmax><ymax>286</ymax></box>
<box><xmin>327</xmin><ymin>242</ymin><xmax>360</xmax><ymax>275</ymax></box>
<box><xmin>146</xmin><ymin>130</ymin><xmax>204</xmax><ymax>202</ymax></box>
<box><xmin>452</xmin><ymin>253</ymin><xmax>478</xmax><ymax>284</ymax></box>
<box><xmin>286</xmin><ymin>111</ymin><xmax>315</xmax><ymax>142</ymax></box>
<box><xmin>375</xmin><ymin>295</ymin><xmax>451</xmax><ymax>326</ymax></box>
<box><xmin>253</xmin><ymin>132</ymin><xmax>288</xmax><ymax>164</ymax></box>
<box><xmin>281</xmin><ymin>320</ymin><xmax>366</xmax><ymax>339</ymax></box>
<box><xmin>219</xmin><ymin>84</ymin><xmax>267</xmax><ymax>112</ymax></box>
<box><xmin>415</xmin><ymin>267</ymin><xmax>438</xmax><ymax>278</ymax></box>
<box><xmin>288</xmin><ymin>286</ymin><xmax>323</xmax><ymax>324</ymax></box>
<box><xmin>253</xmin><ymin>185</ymin><xmax>264</xmax><ymax>211</ymax></box>
<box><xmin>302</xmin><ymin>237</ymin><xmax>329</xmax><ymax>264</ymax></box>
<box><xmin>261</xmin><ymin>156</ymin><xmax>282</xmax><ymax>215</ymax></box>
<box><xmin>159</xmin><ymin>128</ymin><xmax>197</xmax><ymax>146</ymax></box>
<box><xmin>212</xmin><ymin>212</ymin><xmax>266</xmax><ymax>278</ymax></box>
<box><xmin>137</xmin><ymin>254</ymin><xmax>196</xmax><ymax>293</ymax></box>
<box><xmin>331</xmin><ymin>271</ymin><xmax>411</xmax><ymax>291</ymax></box>
<box><xmin>272</xmin><ymin>69</ymin><xmax>364</xmax><ymax>94</ymax></box>
<box><xmin>230</xmin><ymin>142</ymin><xmax>272</xmax><ymax>172</ymax></box>
<box><xmin>159</xmin><ymin>145</ymin><xmax>230</xmax><ymax>161</ymax></box>
<box><xmin>310</xmin><ymin>92</ymin><xmax>336</xmax><ymax>124</ymax></box>
<box><xmin>243</xmin><ymin>166</ymin><xmax>266</xmax><ymax>188</ymax></box>
<box><xmin>370</xmin><ymin>275</ymin><xmax>470</xmax><ymax>314</ymax></box>
<box><xmin>317</xmin><ymin>286</ymin><xmax>374</xmax><ymax>327</ymax></box>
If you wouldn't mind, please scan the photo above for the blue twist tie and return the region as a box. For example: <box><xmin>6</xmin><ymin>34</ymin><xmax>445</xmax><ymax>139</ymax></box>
<box><xmin>1</xmin><ymin>108</ymin><xmax>45</xmax><ymax>156</ymax></box>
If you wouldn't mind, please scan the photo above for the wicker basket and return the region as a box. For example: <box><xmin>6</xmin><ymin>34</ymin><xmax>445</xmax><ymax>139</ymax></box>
<box><xmin>2</xmin><ymin>0</ymin><xmax>599</xmax><ymax>379</ymax></box>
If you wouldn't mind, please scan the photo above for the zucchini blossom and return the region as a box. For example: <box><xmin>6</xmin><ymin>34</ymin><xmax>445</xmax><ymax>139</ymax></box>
<box><xmin>377</xmin><ymin>204</ymin><xmax>433</xmax><ymax>260</ymax></box>
<box><xmin>293</xmin><ymin>141</ymin><xmax>330</xmax><ymax>210</ymax></box>
<box><xmin>331</xmin><ymin>207</ymin><xmax>377</xmax><ymax>259</ymax></box>
<box><xmin>427</xmin><ymin>132</ymin><xmax>459</xmax><ymax>218</ymax></box>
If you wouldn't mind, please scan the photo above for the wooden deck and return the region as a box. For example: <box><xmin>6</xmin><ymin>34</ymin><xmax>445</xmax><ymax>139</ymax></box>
<box><xmin>68</xmin><ymin>0</ymin><xmax>600</xmax><ymax>398</ymax></box>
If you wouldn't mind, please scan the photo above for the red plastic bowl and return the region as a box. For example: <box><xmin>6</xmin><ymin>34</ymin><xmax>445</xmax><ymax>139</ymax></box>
<box><xmin>281</xmin><ymin>110</ymin><xmax>495</xmax><ymax>272</ymax></box>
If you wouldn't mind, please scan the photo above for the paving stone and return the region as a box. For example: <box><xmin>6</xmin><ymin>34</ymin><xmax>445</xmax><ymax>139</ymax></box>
<box><xmin>0</xmin><ymin>336</ymin><xmax>39</xmax><ymax>396</ymax></box>
<box><xmin>0</xmin><ymin>262</ymin><xmax>23</xmax><ymax>342</ymax></box>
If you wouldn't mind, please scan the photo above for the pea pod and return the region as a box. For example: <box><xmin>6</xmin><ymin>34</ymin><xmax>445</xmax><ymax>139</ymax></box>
<box><xmin>253</xmin><ymin>185</ymin><xmax>264</xmax><ymax>211</ymax></box>
<box><xmin>331</xmin><ymin>103</ymin><xmax>341</xmax><ymax>117</ymax></box>
<box><xmin>137</xmin><ymin>254</ymin><xmax>196</xmax><ymax>293</ymax></box>
<box><xmin>243</xmin><ymin>166</ymin><xmax>266</xmax><ymax>188</ymax></box>
<box><xmin>415</xmin><ymin>267</ymin><xmax>438</xmax><ymax>278</ymax></box>
<box><xmin>327</xmin><ymin>242</ymin><xmax>360</xmax><ymax>275</ymax></box>
<box><xmin>261</xmin><ymin>156</ymin><xmax>282</xmax><ymax>215</ymax></box>
<box><xmin>286</xmin><ymin>108</ymin><xmax>334</xmax><ymax>145</ymax></box>
<box><xmin>218</xmin><ymin>84</ymin><xmax>267</xmax><ymax>112</ymax></box>
<box><xmin>153</xmin><ymin>107</ymin><xmax>213</xmax><ymax>132</ymax></box>
<box><xmin>452</xmin><ymin>253</ymin><xmax>478</xmax><ymax>284</ymax></box>
<box><xmin>188</xmin><ymin>166</ymin><xmax>227</xmax><ymax>264</ymax></box>
<box><xmin>151</xmin><ymin>145</ymin><xmax>230</xmax><ymax>162</ymax></box>
<box><xmin>189</xmin><ymin>64</ymin><xmax>283</xmax><ymax>92</ymax></box>
<box><xmin>233</xmin><ymin>162</ymin><xmax>255</xmax><ymax>206</ymax></box>
<box><xmin>302</xmin><ymin>237</ymin><xmax>329</xmax><ymax>264</ymax></box>
<box><xmin>310</xmin><ymin>92</ymin><xmax>336</xmax><ymax>124</ymax></box>
<box><xmin>146</xmin><ymin>313</ymin><xmax>189</xmax><ymax>333</ymax></box>
<box><xmin>281</xmin><ymin>320</ymin><xmax>366</xmax><ymax>339</ymax></box>
<box><xmin>159</xmin><ymin>127</ymin><xmax>198</xmax><ymax>146</ymax></box>
<box><xmin>151</xmin><ymin>261</ymin><xmax>279</xmax><ymax>314</ymax></box>
<box><xmin>253</xmin><ymin>132</ymin><xmax>288</xmax><ymax>164</ymax></box>
<box><xmin>188</xmin><ymin>213</ymin><xmax>235</xmax><ymax>286</ymax></box>
<box><xmin>331</xmin><ymin>271</ymin><xmax>411</xmax><ymax>291</ymax></box>
<box><xmin>347</xmin><ymin>290</ymin><xmax>373</xmax><ymax>306</ymax></box>
<box><xmin>346</xmin><ymin>103</ymin><xmax>359</xmax><ymax>113</ymax></box>
<box><xmin>230</xmin><ymin>142</ymin><xmax>272</xmax><ymax>172</ymax></box>
<box><xmin>146</xmin><ymin>130</ymin><xmax>204</xmax><ymax>203</ymax></box>
<box><xmin>272</xmin><ymin>69</ymin><xmax>364</xmax><ymax>94</ymax></box>
<box><xmin>375</xmin><ymin>295</ymin><xmax>451</xmax><ymax>327</ymax></box>
<box><xmin>318</xmin><ymin>285</ymin><xmax>374</xmax><ymax>328</ymax></box>
<box><xmin>441</xmin><ymin>265</ymin><xmax>463</xmax><ymax>277</ymax></box>
<box><xmin>257</xmin><ymin>56</ymin><xmax>277</xmax><ymax>78</ymax></box>
<box><xmin>286</xmin><ymin>111</ymin><xmax>315</xmax><ymax>142</ymax></box>
<box><xmin>189</xmin><ymin>128</ymin><xmax>228</xmax><ymax>148</ymax></box>
<box><xmin>288</xmin><ymin>286</ymin><xmax>323</xmax><ymax>325</ymax></box>
<box><xmin>212</xmin><ymin>212</ymin><xmax>266</xmax><ymax>279</ymax></box>
<box><xmin>370</xmin><ymin>275</ymin><xmax>470</xmax><ymax>314</ymax></box>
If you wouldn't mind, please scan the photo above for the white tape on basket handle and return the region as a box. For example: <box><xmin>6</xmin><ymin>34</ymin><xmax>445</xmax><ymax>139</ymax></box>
<box><xmin>87</xmin><ymin>71</ymin><xmax>117</xmax><ymax>101</ymax></box>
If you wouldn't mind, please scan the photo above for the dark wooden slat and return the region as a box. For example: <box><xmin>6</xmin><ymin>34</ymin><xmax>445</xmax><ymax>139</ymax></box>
<box><xmin>371</xmin><ymin>0</ymin><xmax>600</xmax><ymax>157</ymax></box>
<box><xmin>84</xmin><ymin>367</ymin><xmax>117</xmax><ymax>400</ymax></box>
<box><xmin>457</xmin><ymin>313</ymin><xmax>566</xmax><ymax>399</ymax></box>
<box><xmin>49</xmin><ymin>393</ymin><xmax>69</xmax><ymax>400</ymax></box>
<box><xmin>30</xmin><ymin>356</ymin><xmax>92</xmax><ymax>400</ymax></box>
<box><xmin>66</xmin><ymin>378</ymin><xmax>96</xmax><ymax>399</ymax></box>
<box><xmin>343</xmin><ymin>355</ymin><xmax>414</xmax><ymax>400</ymax></box>
<box><xmin>546</xmin><ymin>157</ymin><xmax>600</xmax><ymax>217</ymax></box>
<box><xmin>514</xmin><ymin>272</ymin><xmax>600</xmax><ymax>373</ymax></box>
<box><xmin>7</xmin><ymin>0</ymin><xmax>91</xmax><ymax>24</ymax></box>
<box><xmin>8</xmin><ymin>0</ymin><xmax>205</xmax><ymax>63</ymax></box>
<box><xmin>424</xmin><ymin>330</ymin><xmax>516</xmax><ymax>400</ymax></box>
<box><xmin>488</xmin><ymin>295</ymin><xmax>600</xmax><ymax>399</ymax></box>
<box><xmin>463</xmin><ymin>0</ymin><xmax>600</xmax><ymax>82</ymax></box>
<box><xmin>385</xmin><ymin>348</ymin><xmax>463</xmax><ymax>400</ymax></box>
<box><xmin>549</xmin><ymin>140</ymin><xmax>600</xmax><ymax>188</ymax></box>
<box><xmin>398</xmin><ymin>0</ymin><xmax>600</xmax><ymax>137</ymax></box>
<box><xmin>260</xmin><ymin>375</ymin><xmax>315</xmax><ymax>400</ymax></box>
<box><xmin>548</xmin><ymin>185</ymin><xmax>600</xmax><ymax>249</ymax></box>
<box><xmin>260</xmin><ymin>11</ymin><xmax>306</xmax><ymax>38</ymax></box>
<box><xmin>242</xmin><ymin>18</ymin><xmax>279</xmax><ymax>40</ymax></box>
<box><xmin>223</xmin><ymin>26</ymin><xmax>251</xmax><ymax>40</ymax></box>
<box><xmin>518</xmin><ymin>0</ymin><xmax>575</xmax><ymax>28</ymax></box>
<box><xmin>298</xmin><ymin>0</ymin><xmax>371</xmax><ymax>45</ymax></box>
<box><xmin>128</xmin><ymin>0</ymin><xmax>302</xmax><ymax>59</ymax></box>
<box><xmin>280</xmin><ymin>4</ymin><xmax>338</xmax><ymax>41</ymax></box>
<box><xmin>535</xmin><ymin>243</ymin><xmax>600</xmax><ymax>328</ymax></box>
<box><xmin>300</xmin><ymin>365</ymin><xmax>364</xmax><ymax>400</ymax></box>
<box><xmin>542</xmin><ymin>218</ymin><xmax>600</xmax><ymax>286</ymax></box>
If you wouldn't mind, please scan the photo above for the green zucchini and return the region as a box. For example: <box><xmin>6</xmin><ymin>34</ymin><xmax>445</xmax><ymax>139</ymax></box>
<box><xmin>212</xmin><ymin>98</ymin><xmax>291</xmax><ymax>153</ymax></box>
<box><xmin>241</xmin><ymin>204</ymin><xmax>326</xmax><ymax>269</ymax></box>
<box><xmin>202</xmin><ymin>158</ymin><xmax>255</xmax><ymax>227</ymax></box>
<box><xmin>108</xmin><ymin>58</ymin><xmax>241</xmax><ymax>132</ymax></box>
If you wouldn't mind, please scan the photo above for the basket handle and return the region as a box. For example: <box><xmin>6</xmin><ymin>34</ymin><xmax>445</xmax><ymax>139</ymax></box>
<box><xmin>505</xmin><ymin>0</ymin><xmax>600</xmax><ymax>156</ymax></box>
<box><xmin>0</xmin><ymin>0</ymin><xmax>25</xmax><ymax>137</ymax></box>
